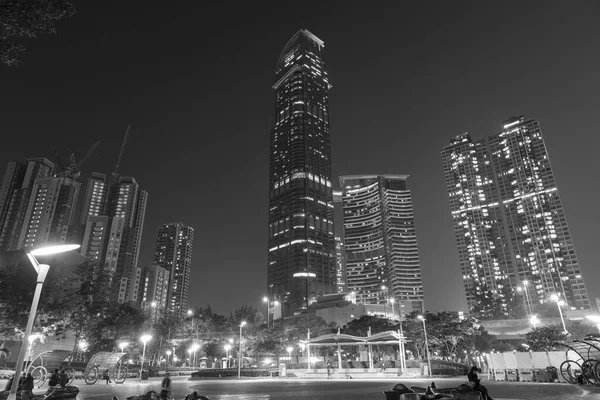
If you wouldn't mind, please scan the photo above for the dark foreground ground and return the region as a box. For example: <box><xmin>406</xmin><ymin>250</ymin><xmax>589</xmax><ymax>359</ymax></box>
<box><xmin>3</xmin><ymin>375</ymin><xmax>600</xmax><ymax>400</ymax></box>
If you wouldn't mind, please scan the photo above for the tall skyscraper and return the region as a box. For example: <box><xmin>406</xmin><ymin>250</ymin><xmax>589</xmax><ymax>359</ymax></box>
<box><xmin>107</xmin><ymin>176</ymin><xmax>148</xmax><ymax>304</ymax></box>
<box><xmin>335</xmin><ymin>236</ymin><xmax>346</xmax><ymax>293</ymax></box>
<box><xmin>441</xmin><ymin>116</ymin><xmax>590</xmax><ymax>317</ymax></box>
<box><xmin>340</xmin><ymin>175</ymin><xmax>424</xmax><ymax>314</ymax></box>
<box><xmin>139</xmin><ymin>265</ymin><xmax>170</xmax><ymax>320</ymax></box>
<box><xmin>154</xmin><ymin>223</ymin><xmax>194</xmax><ymax>316</ymax></box>
<box><xmin>0</xmin><ymin>158</ymin><xmax>54</xmax><ymax>251</ymax></box>
<box><xmin>17</xmin><ymin>176</ymin><xmax>81</xmax><ymax>250</ymax></box>
<box><xmin>267</xmin><ymin>29</ymin><xmax>336</xmax><ymax>317</ymax></box>
<box><xmin>79</xmin><ymin>172</ymin><xmax>109</xmax><ymax>224</ymax></box>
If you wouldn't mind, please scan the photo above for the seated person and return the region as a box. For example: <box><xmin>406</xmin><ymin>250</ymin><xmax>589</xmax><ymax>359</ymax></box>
<box><xmin>467</xmin><ymin>366</ymin><xmax>493</xmax><ymax>400</ymax></box>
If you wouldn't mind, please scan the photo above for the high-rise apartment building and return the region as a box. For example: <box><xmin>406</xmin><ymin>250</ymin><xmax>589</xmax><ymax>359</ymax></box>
<box><xmin>154</xmin><ymin>223</ymin><xmax>194</xmax><ymax>316</ymax></box>
<box><xmin>267</xmin><ymin>29</ymin><xmax>336</xmax><ymax>316</ymax></box>
<box><xmin>340</xmin><ymin>175</ymin><xmax>424</xmax><ymax>314</ymax></box>
<box><xmin>335</xmin><ymin>236</ymin><xmax>346</xmax><ymax>293</ymax></box>
<box><xmin>107</xmin><ymin>177</ymin><xmax>148</xmax><ymax>304</ymax></box>
<box><xmin>441</xmin><ymin>116</ymin><xmax>590</xmax><ymax>316</ymax></box>
<box><xmin>139</xmin><ymin>265</ymin><xmax>170</xmax><ymax>320</ymax></box>
<box><xmin>79</xmin><ymin>172</ymin><xmax>109</xmax><ymax>224</ymax></box>
<box><xmin>18</xmin><ymin>176</ymin><xmax>81</xmax><ymax>250</ymax></box>
<box><xmin>0</xmin><ymin>158</ymin><xmax>54</xmax><ymax>251</ymax></box>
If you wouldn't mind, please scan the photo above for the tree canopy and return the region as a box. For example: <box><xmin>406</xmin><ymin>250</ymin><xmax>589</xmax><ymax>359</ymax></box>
<box><xmin>0</xmin><ymin>0</ymin><xmax>76</xmax><ymax>66</ymax></box>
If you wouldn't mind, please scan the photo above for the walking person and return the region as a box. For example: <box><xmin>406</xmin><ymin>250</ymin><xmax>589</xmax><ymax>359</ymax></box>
<box><xmin>161</xmin><ymin>372</ymin><xmax>173</xmax><ymax>400</ymax></box>
<box><xmin>467</xmin><ymin>366</ymin><xmax>494</xmax><ymax>400</ymax></box>
<box><xmin>326</xmin><ymin>362</ymin><xmax>332</xmax><ymax>379</ymax></box>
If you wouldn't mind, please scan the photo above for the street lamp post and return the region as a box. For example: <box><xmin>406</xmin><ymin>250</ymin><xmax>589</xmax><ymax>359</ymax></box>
<box><xmin>224</xmin><ymin>344</ymin><xmax>231</xmax><ymax>368</ymax></box>
<box><xmin>522</xmin><ymin>281</ymin><xmax>533</xmax><ymax>315</ymax></box>
<box><xmin>551</xmin><ymin>295</ymin><xmax>568</xmax><ymax>334</ymax></box>
<box><xmin>395</xmin><ymin>300</ymin><xmax>406</xmax><ymax>374</ymax></box>
<box><xmin>165</xmin><ymin>350</ymin><xmax>172</xmax><ymax>367</ymax></box>
<box><xmin>417</xmin><ymin>315</ymin><xmax>432</xmax><ymax>377</ymax></box>
<box><xmin>238</xmin><ymin>321</ymin><xmax>246</xmax><ymax>378</ymax></box>
<box><xmin>140</xmin><ymin>334</ymin><xmax>152</xmax><ymax>378</ymax></box>
<box><xmin>192</xmin><ymin>344</ymin><xmax>200</xmax><ymax>368</ymax></box>
<box><xmin>287</xmin><ymin>346</ymin><xmax>293</xmax><ymax>363</ymax></box>
<box><xmin>8</xmin><ymin>244</ymin><xmax>80</xmax><ymax>400</ymax></box>
<box><xmin>263</xmin><ymin>297</ymin><xmax>270</xmax><ymax>328</ymax></box>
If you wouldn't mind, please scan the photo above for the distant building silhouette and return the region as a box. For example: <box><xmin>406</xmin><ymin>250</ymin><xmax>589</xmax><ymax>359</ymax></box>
<box><xmin>441</xmin><ymin>116</ymin><xmax>590</xmax><ymax>317</ymax></box>
<box><xmin>139</xmin><ymin>264</ymin><xmax>170</xmax><ymax>320</ymax></box>
<box><xmin>339</xmin><ymin>175</ymin><xmax>424</xmax><ymax>315</ymax></box>
<box><xmin>267</xmin><ymin>29</ymin><xmax>336</xmax><ymax>317</ymax></box>
<box><xmin>154</xmin><ymin>223</ymin><xmax>194</xmax><ymax>316</ymax></box>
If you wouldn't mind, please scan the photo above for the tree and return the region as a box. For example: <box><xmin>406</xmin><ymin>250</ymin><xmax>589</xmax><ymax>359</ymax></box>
<box><xmin>0</xmin><ymin>0</ymin><xmax>76</xmax><ymax>66</ymax></box>
<box><xmin>524</xmin><ymin>325</ymin><xmax>569</xmax><ymax>351</ymax></box>
<box><xmin>341</xmin><ymin>315</ymin><xmax>397</xmax><ymax>337</ymax></box>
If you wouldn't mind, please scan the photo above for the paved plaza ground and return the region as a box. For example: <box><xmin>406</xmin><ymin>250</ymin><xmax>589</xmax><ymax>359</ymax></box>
<box><xmin>3</xmin><ymin>375</ymin><xmax>600</xmax><ymax>399</ymax></box>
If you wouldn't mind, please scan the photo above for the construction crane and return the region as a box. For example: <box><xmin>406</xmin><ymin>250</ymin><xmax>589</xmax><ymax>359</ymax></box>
<box><xmin>53</xmin><ymin>141</ymin><xmax>100</xmax><ymax>180</ymax></box>
<box><xmin>112</xmin><ymin>124</ymin><xmax>130</xmax><ymax>180</ymax></box>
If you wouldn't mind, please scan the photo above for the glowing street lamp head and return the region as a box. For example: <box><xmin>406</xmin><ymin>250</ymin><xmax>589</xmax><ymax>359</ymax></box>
<box><xmin>119</xmin><ymin>342</ymin><xmax>128</xmax><ymax>351</ymax></box>
<box><xmin>187</xmin><ymin>309</ymin><xmax>193</xmax><ymax>316</ymax></box>
<box><xmin>389</xmin><ymin>298</ymin><xmax>395</xmax><ymax>304</ymax></box>
<box><xmin>240</xmin><ymin>321</ymin><xmax>247</xmax><ymax>327</ymax></box>
<box><xmin>30</xmin><ymin>244</ymin><xmax>80</xmax><ymax>256</ymax></box>
<box><xmin>263</xmin><ymin>296</ymin><xmax>268</xmax><ymax>302</ymax></box>
<box><xmin>224</xmin><ymin>344</ymin><xmax>231</xmax><ymax>351</ymax></box>
<box><xmin>522</xmin><ymin>280</ymin><xmax>528</xmax><ymax>286</ymax></box>
<box><xmin>140</xmin><ymin>334</ymin><xmax>152</xmax><ymax>344</ymax></box>
<box><xmin>287</xmin><ymin>346</ymin><xmax>293</xmax><ymax>353</ymax></box>
<box><xmin>517</xmin><ymin>287</ymin><xmax>522</xmax><ymax>292</ymax></box>
<box><xmin>151</xmin><ymin>301</ymin><xmax>157</xmax><ymax>308</ymax></box>
<box><xmin>551</xmin><ymin>294</ymin><xmax>559</xmax><ymax>302</ymax></box>
<box><xmin>192</xmin><ymin>344</ymin><xmax>200</xmax><ymax>351</ymax></box>
<box><xmin>166</xmin><ymin>350</ymin><xmax>172</xmax><ymax>356</ymax></box>
<box><xmin>229</xmin><ymin>338</ymin><xmax>234</xmax><ymax>344</ymax></box>
<box><xmin>417</xmin><ymin>315</ymin><xmax>424</xmax><ymax>321</ymax></box>
<box><xmin>530</xmin><ymin>315</ymin><xmax>539</xmax><ymax>324</ymax></box>
<box><xmin>273</xmin><ymin>301</ymin><xmax>280</xmax><ymax>306</ymax></box>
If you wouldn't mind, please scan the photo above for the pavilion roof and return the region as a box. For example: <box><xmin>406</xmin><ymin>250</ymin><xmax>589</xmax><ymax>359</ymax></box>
<box><xmin>300</xmin><ymin>330</ymin><xmax>406</xmax><ymax>346</ymax></box>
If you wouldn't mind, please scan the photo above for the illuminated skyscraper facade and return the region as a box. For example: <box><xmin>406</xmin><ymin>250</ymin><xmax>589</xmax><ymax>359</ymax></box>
<box><xmin>340</xmin><ymin>175</ymin><xmax>424</xmax><ymax>314</ymax></box>
<box><xmin>441</xmin><ymin>116</ymin><xmax>590</xmax><ymax>317</ymax></box>
<box><xmin>267</xmin><ymin>30</ymin><xmax>336</xmax><ymax>316</ymax></box>
<box><xmin>335</xmin><ymin>236</ymin><xmax>346</xmax><ymax>293</ymax></box>
<box><xmin>154</xmin><ymin>223</ymin><xmax>194</xmax><ymax>316</ymax></box>
<box><xmin>0</xmin><ymin>158</ymin><xmax>54</xmax><ymax>251</ymax></box>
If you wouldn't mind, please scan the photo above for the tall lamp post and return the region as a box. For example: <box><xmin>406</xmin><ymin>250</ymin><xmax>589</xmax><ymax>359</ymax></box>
<box><xmin>263</xmin><ymin>297</ymin><xmax>270</xmax><ymax>328</ymax></box>
<box><xmin>417</xmin><ymin>315</ymin><xmax>432</xmax><ymax>377</ymax></box>
<box><xmin>224</xmin><ymin>344</ymin><xmax>231</xmax><ymax>368</ymax></box>
<box><xmin>8</xmin><ymin>244</ymin><xmax>80</xmax><ymax>400</ymax></box>
<box><xmin>165</xmin><ymin>350</ymin><xmax>172</xmax><ymax>367</ymax></box>
<box><xmin>238</xmin><ymin>321</ymin><xmax>247</xmax><ymax>378</ymax></box>
<box><xmin>140</xmin><ymin>334</ymin><xmax>152</xmax><ymax>378</ymax></box>
<box><xmin>551</xmin><ymin>294</ymin><xmax>568</xmax><ymax>334</ymax></box>
<box><xmin>522</xmin><ymin>281</ymin><xmax>533</xmax><ymax>315</ymax></box>
<box><xmin>394</xmin><ymin>299</ymin><xmax>406</xmax><ymax>374</ymax></box>
<box><xmin>287</xmin><ymin>346</ymin><xmax>293</xmax><ymax>363</ymax></box>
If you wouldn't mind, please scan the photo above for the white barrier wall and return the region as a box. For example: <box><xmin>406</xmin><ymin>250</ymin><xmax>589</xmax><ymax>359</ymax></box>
<box><xmin>485</xmin><ymin>351</ymin><xmax>568</xmax><ymax>382</ymax></box>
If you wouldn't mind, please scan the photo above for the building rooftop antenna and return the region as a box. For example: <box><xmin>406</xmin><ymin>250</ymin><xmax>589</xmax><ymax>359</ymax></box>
<box><xmin>112</xmin><ymin>124</ymin><xmax>130</xmax><ymax>180</ymax></box>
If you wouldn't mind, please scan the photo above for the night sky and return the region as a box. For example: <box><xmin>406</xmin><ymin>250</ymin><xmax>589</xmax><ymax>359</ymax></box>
<box><xmin>1</xmin><ymin>1</ymin><xmax>599</xmax><ymax>316</ymax></box>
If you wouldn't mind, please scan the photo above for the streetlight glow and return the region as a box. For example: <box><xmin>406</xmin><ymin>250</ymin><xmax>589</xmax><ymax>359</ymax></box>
<box><xmin>30</xmin><ymin>244</ymin><xmax>80</xmax><ymax>256</ymax></box>
<box><xmin>119</xmin><ymin>342</ymin><xmax>128</xmax><ymax>352</ymax></box>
